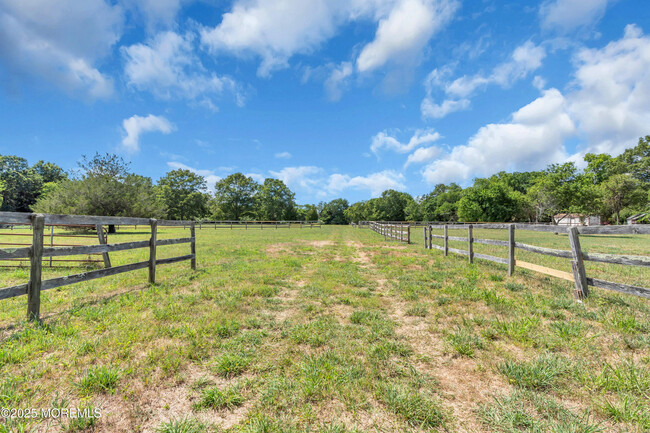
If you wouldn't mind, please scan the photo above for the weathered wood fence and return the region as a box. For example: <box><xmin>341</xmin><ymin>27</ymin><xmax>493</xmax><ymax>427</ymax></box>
<box><xmin>0</xmin><ymin>212</ymin><xmax>196</xmax><ymax>320</ymax></box>
<box><xmin>422</xmin><ymin>223</ymin><xmax>650</xmax><ymax>299</ymax></box>
<box><xmin>369</xmin><ymin>222</ymin><xmax>410</xmax><ymax>244</ymax></box>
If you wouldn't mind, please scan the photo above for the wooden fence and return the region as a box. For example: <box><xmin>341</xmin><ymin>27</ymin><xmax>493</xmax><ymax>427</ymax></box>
<box><xmin>195</xmin><ymin>220</ymin><xmax>321</xmax><ymax>230</ymax></box>
<box><xmin>369</xmin><ymin>222</ymin><xmax>410</xmax><ymax>244</ymax></box>
<box><xmin>0</xmin><ymin>212</ymin><xmax>196</xmax><ymax>321</ymax></box>
<box><xmin>422</xmin><ymin>223</ymin><xmax>650</xmax><ymax>299</ymax></box>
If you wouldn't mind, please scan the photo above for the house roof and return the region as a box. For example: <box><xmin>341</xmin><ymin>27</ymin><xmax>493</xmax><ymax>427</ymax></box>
<box><xmin>553</xmin><ymin>213</ymin><xmax>595</xmax><ymax>218</ymax></box>
<box><xmin>627</xmin><ymin>213</ymin><xmax>648</xmax><ymax>220</ymax></box>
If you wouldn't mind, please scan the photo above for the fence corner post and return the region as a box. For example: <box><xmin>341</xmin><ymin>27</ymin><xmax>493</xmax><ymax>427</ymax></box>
<box><xmin>508</xmin><ymin>224</ymin><xmax>515</xmax><ymax>276</ymax></box>
<box><xmin>190</xmin><ymin>221</ymin><xmax>196</xmax><ymax>270</ymax></box>
<box><xmin>468</xmin><ymin>224</ymin><xmax>474</xmax><ymax>263</ymax></box>
<box><xmin>568</xmin><ymin>227</ymin><xmax>589</xmax><ymax>299</ymax></box>
<box><xmin>443</xmin><ymin>224</ymin><xmax>448</xmax><ymax>256</ymax></box>
<box><xmin>27</xmin><ymin>213</ymin><xmax>45</xmax><ymax>321</ymax></box>
<box><xmin>149</xmin><ymin>218</ymin><xmax>158</xmax><ymax>284</ymax></box>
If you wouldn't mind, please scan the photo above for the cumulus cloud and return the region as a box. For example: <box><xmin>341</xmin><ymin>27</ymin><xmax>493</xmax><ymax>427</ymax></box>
<box><xmin>404</xmin><ymin>146</ymin><xmax>440</xmax><ymax>168</ymax></box>
<box><xmin>539</xmin><ymin>0</ymin><xmax>609</xmax><ymax>33</ymax></box>
<box><xmin>0</xmin><ymin>0</ymin><xmax>122</xmax><ymax>98</ymax></box>
<box><xmin>122</xmin><ymin>31</ymin><xmax>243</xmax><ymax>107</ymax></box>
<box><xmin>421</xmin><ymin>41</ymin><xmax>546</xmax><ymax>119</ymax></box>
<box><xmin>423</xmin><ymin>88</ymin><xmax>574</xmax><ymax>184</ymax></box>
<box><xmin>327</xmin><ymin>170</ymin><xmax>406</xmax><ymax>197</ymax></box>
<box><xmin>269</xmin><ymin>166</ymin><xmax>323</xmax><ymax>192</ymax></box>
<box><xmin>200</xmin><ymin>0</ymin><xmax>457</xmax><ymax>78</ymax></box>
<box><xmin>567</xmin><ymin>24</ymin><xmax>650</xmax><ymax>155</ymax></box>
<box><xmin>371</xmin><ymin>128</ymin><xmax>441</xmax><ymax>154</ymax></box>
<box><xmin>122</xmin><ymin>114</ymin><xmax>175</xmax><ymax>153</ymax></box>
<box><xmin>356</xmin><ymin>0</ymin><xmax>458</xmax><ymax>72</ymax></box>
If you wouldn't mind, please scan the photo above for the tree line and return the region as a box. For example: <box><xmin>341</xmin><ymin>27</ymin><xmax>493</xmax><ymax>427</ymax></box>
<box><xmin>1</xmin><ymin>136</ymin><xmax>648</xmax><ymax>226</ymax></box>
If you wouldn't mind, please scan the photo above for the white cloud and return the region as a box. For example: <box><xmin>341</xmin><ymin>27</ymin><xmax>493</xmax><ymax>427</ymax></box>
<box><xmin>423</xmin><ymin>88</ymin><xmax>574</xmax><ymax>184</ymax></box>
<box><xmin>540</xmin><ymin>0</ymin><xmax>608</xmax><ymax>33</ymax></box>
<box><xmin>356</xmin><ymin>0</ymin><xmax>458</xmax><ymax>73</ymax></box>
<box><xmin>326</xmin><ymin>170</ymin><xmax>406</xmax><ymax>197</ymax></box>
<box><xmin>371</xmin><ymin>128</ymin><xmax>441</xmax><ymax>154</ymax></box>
<box><xmin>166</xmin><ymin>161</ymin><xmax>220</xmax><ymax>191</ymax></box>
<box><xmin>200</xmin><ymin>0</ymin><xmax>457</xmax><ymax>79</ymax></box>
<box><xmin>567</xmin><ymin>24</ymin><xmax>650</xmax><ymax>155</ymax></box>
<box><xmin>246</xmin><ymin>173</ymin><xmax>266</xmax><ymax>183</ymax></box>
<box><xmin>123</xmin><ymin>31</ymin><xmax>242</xmax><ymax>106</ymax></box>
<box><xmin>420</xmin><ymin>98</ymin><xmax>470</xmax><ymax>119</ymax></box>
<box><xmin>122</xmin><ymin>114</ymin><xmax>175</xmax><ymax>153</ymax></box>
<box><xmin>324</xmin><ymin>61</ymin><xmax>353</xmax><ymax>101</ymax></box>
<box><xmin>421</xmin><ymin>41</ymin><xmax>545</xmax><ymax>118</ymax></box>
<box><xmin>404</xmin><ymin>146</ymin><xmax>440</xmax><ymax>168</ymax></box>
<box><xmin>274</xmin><ymin>151</ymin><xmax>292</xmax><ymax>159</ymax></box>
<box><xmin>0</xmin><ymin>0</ymin><xmax>122</xmax><ymax>98</ymax></box>
<box><xmin>269</xmin><ymin>166</ymin><xmax>323</xmax><ymax>192</ymax></box>
<box><xmin>122</xmin><ymin>0</ymin><xmax>183</xmax><ymax>32</ymax></box>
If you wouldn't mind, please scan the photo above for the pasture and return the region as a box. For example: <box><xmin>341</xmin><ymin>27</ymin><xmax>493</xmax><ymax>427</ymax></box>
<box><xmin>0</xmin><ymin>226</ymin><xmax>649</xmax><ymax>432</ymax></box>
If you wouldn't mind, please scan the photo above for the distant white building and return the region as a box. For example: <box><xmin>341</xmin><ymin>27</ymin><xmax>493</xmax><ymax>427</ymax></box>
<box><xmin>627</xmin><ymin>213</ymin><xmax>647</xmax><ymax>225</ymax></box>
<box><xmin>553</xmin><ymin>213</ymin><xmax>601</xmax><ymax>226</ymax></box>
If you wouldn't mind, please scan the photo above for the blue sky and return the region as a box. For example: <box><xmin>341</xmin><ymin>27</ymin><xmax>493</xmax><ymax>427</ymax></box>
<box><xmin>1</xmin><ymin>0</ymin><xmax>649</xmax><ymax>204</ymax></box>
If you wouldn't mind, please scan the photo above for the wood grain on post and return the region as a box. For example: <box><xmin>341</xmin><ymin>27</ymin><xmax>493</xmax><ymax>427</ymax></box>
<box><xmin>27</xmin><ymin>214</ymin><xmax>45</xmax><ymax>321</ymax></box>
<box><xmin>568</xmin><ymin>227</ymin><xmax>589</xmax><ymax>299</ymax></box>
<box><xmin>468</xmin><ymin>224</ymin><xmax>474</xmax><ymax>264</ymax></box>
<box><xmin>190</xmin><ymin>221</ymin><xmax>196</xmax><ymax>270</ymax></box>
<box><xmin>444</xmin><ymin>225</ymin><xmax>448</xmax><ymax>256</ymax></box>
<box><xmin>149</xmin><ymin>219</ymin><xmax>158</xmax><ymax>284</ymax></box>
<box><xmin>508</xmin><ymin>224</ymin><xmax>515</xmax><ymax>276</ymax></box>
<box><xmin>96</xmin><ymin>224</ymin><xmax>112</xmax><ymax>268</ymax></box>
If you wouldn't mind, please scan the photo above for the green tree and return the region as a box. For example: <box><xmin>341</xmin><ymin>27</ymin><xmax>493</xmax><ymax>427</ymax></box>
<box><xmin>373</xmin><ymin>190</ymin><xmax>413</xmax><ymax>221</ymax></box>
<box><xmin>420</xmin><ymin>183</ymin><xmax>464</xmax><ymax>222</ymax></box>
<box><xmin>256</xmin><ymin>178</ymin><xmax>296</xmax><ymax>221</ymax></box>
<box><xmin>296</xmin><ymin>204</ymin><xmax>319</xmax><ymax>221</ymax></box>
<box><xmin>457</xmin><ymin>179</ymin><xmax>525</xmax><ymax>222</ymax></box>
<box><xmin>33</xmin><ymin>153</ymin><xmax>164</xmax><ymax>231</ymax></box>
<box><xmin>213</xmin><ymin>173</ymin><xmax>260</xmax><ymax>220</ymax></box>
<box><xmin>320</xmin><ymin>198</ymin><xmax>349</xmax><ymax>224</ymax></box>
<box><xmin>600</xmin><ymin>174</ymin><xmax>646</xmax><ymax>224</ymax></box>
<box><xmin>158</xmin><ymin>169</ymin><xmax>209</xmax><ymax>220</ymax></box>
<box><xmin>344</xmin><ymin>201</ymin><xmax>369</xmax><ymax>223</ymax></box>
<box><xmin>0</xmin><ymin>155</ymin><xmax>43</xmax><ymax>212</ymax></box>
<box><xmin>618</xmin><ymin>136</ymin><xmax>650</xmax><ymax>184</ymax></box>
<box><xmin>33</xmin><ymin>160</ymin><xmax>67</xmax><ymax>183</ymax></box>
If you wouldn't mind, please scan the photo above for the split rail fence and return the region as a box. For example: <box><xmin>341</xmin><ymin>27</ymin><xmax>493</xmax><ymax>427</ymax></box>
<box><xmin>421</xmin><ymin>223</ymin><xmax>650</xmax><ymax>299</ymax></box>
<box><xmin>0</xmin><ymin>212</ymin><xmax>196</xmax><ymax>320</ymax></box>
<box><xmin>369</xmin><ymin>222</ymin><xmax>410</xmax><ymax>244</ymax></box>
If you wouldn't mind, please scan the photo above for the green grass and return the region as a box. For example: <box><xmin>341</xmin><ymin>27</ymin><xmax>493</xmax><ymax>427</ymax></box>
<box><xmin>0</xmin><ymin>225</ymin><xmax>648</xmax><ymax>432</ymax></box>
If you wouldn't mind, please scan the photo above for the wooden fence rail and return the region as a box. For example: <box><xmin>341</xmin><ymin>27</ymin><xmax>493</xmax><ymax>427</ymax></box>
<box><xmin>193</xmin><ymin>220</ymin><xmax>321</xmax><ymax>230</ymax></box>
<box><xmin>0</xmin><ymin>212</ymin><xmax>197</xmax><ymax>321</ymax></box>
<box><xmin>420</xmin><ymin>223</ymin><xmax>650</xmax><ymax>300</ymax></box>
<box><xmin>368</xmin><ymin>222</ymin><xmax>410</xmax><ymax>244</ymax></box>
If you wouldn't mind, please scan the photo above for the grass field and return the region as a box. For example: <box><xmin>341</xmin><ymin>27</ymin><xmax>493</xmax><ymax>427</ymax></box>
<box><xmin>0</xmin><ymin>225</ymin><xmax>649</xmax><ymax>432</ymax></box>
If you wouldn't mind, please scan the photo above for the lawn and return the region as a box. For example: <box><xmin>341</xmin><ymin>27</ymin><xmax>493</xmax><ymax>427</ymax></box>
<box><xmin>0</xmin><ymin>225</ymin><xmax>649</xmax><ymax>432</ymax></box>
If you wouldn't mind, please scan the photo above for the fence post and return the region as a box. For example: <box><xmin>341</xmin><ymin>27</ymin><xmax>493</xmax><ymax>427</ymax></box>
<box><xmin>407</xmin><ymin>225</ymin><xmax>411</xmax><ymax>244</ymax></box>
<box><xmin>568</xmin><ymin>227</ymin><xmax>589</xmax><ymax>299</ymax></box>
<box><xmin>468</xmin><ymin>224</ymin><xmax>474</xmax><ymax>264</ymax></box>
<box><xmin>508</xmin><ymin>224</ymin><xmax>515</xmax><ymax>276</ymax></box>
<box><xmin>149</xmin><ymin>219</ymin><xmax>157</xmax><ymax>284</ymax></box>
<box><xmin>190</xmin><ymin>221</ymin><xmax>196</xmax><ymax>270</ymax></box>
<box><xmin>27</xmin><ymin>214</ymin><xmax>45</xmax><ymax>321</ymax></box>
<box><xmin>444</xmin><ymin>225</ymin><xmax>448</xmax><ymax>256</ymax></box>
<box><xmin>49</xmin><ymin>225</ymin><xmax>54</xmax><ymax>267</ymax></box>
<box><xmin>424</xmin><ymin>227</ymin><xmax>428</xmax><ymax>249</ymax></box>
<box><xmin>96</xmin><ymin>224</ymin><xmax>111</xmax><ymax>268</ymax></box>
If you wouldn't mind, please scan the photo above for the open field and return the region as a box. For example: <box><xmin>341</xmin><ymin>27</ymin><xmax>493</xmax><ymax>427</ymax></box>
<box><xmin>1</xmin><ymin>226</ymin><xmax>649</xmax><ymax>432</ymax></box>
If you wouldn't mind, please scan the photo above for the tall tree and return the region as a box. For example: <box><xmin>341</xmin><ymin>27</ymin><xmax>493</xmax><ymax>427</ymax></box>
<box><xmin>373</xmin><ymin>190</ymin><xmax>413</xmax><ymax>221</ymax></box>
<box><xmin>421</xmin><ymin>183</ymin><xmax>464</xmax><ymax>222</ymax></box>
<box><xmin>0</xmin><ymin>155</ymin><xmax>43</xmax><ymax>212</ymax></box>
<box><xmin>600</xmin><ymin>174</ymin><xmax>646</xmax><ymax>224</ymax></box>
<box><xmin>320</xmin><ymin>198</ymin><xmax>349</xmax><ymax>224</ymax></box>
<box><xmin>158</xmin><ymin>169</ymin><xmax>209</xmax><ymax>220</ymax></box>
<box><xmin>213</xmin><ymin>173</ymin><xmax>259</xmax><ymax>220</ymax></box>
<box><xmin>256</xmin><ymin>178</ymin><xmax>296</xmax><ymax>221</ymax></box>
<box><xmin>457</xmin><ymin>178</ymin><xmax>525</xmax><ymax>222</ymax></box>
<box><xmin>33</xmin><ymin>160</ymin><xmax>67</xmax><ymax>183</ymax></box>
<box><xmin>618</xmin><ymin>136</ymin><xmax>650</xmax><ymax>184</ymax></box>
